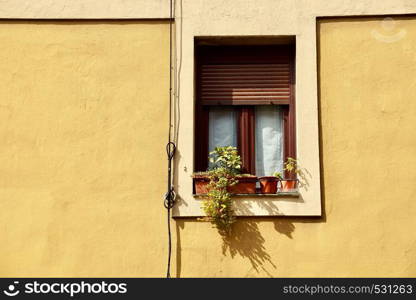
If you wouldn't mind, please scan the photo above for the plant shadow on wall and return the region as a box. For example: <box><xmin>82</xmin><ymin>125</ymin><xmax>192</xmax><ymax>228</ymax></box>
<box><xmin>175</xmin><ymin>217</ymin><xmax>327</xmax><ymax>277</ymax></box>
<box><xmin>174</xmin><ymin>218</ymin><xmax>281</xmax><ymax>276</ymax></box>
<box><xmin>220</xmin><ymin>219</ymin><xmax>278</xmax><ymax>275</ymax></box>
<box><xmin>220</xmin><ymin>217</ymin><xmax>319</xmax><ymax>275</ymax></box>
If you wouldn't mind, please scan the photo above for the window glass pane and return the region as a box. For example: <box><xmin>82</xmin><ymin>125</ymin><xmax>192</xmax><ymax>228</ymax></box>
<box><xmin>255</xmin><ymin>106</ymin><xmax>284</xmax><ymax>176</ymax></box>
<box><xmin>208</xmin><ymin>107</ymin><xmax>237</xmax><ymax>156</ymax></box>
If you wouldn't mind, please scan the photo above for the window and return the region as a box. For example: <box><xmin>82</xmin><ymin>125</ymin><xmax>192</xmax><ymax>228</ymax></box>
<box><xmin>174</xmin><ymin>38</ymin><xmax>321</xmax><ymax>217</ymax></box>
<box><xmin>195</xmin><ymin>45</ymin><xmax>296</xmax><ymax>178</ymax></box>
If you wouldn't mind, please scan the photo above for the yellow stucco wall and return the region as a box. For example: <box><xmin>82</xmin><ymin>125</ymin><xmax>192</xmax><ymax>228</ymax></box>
<box><xmin>1</xmin><ymin>18</ymin><xmax>416</xmax><ymax>277</ymax></box>
<box><xmin>0</xmin><ymin>22</ymin><xmax>170</xmax><ymax>276</ymax></box>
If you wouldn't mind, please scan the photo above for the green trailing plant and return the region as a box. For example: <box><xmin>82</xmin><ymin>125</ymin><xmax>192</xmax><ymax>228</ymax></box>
<box><xmin>200</xmin><ymin>146</ymin><xmax>242</xmax><ymax>234</ymax></box>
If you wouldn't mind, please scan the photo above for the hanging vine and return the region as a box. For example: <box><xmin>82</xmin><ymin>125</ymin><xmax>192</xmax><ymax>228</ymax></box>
<box><xmin>200</xmin><ymin>146</ymin><xmax>242</xmax><ymax>235</ymax></box>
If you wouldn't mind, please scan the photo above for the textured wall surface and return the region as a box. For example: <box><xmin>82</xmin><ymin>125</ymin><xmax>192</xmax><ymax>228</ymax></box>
<box><xmin>0</xmin><ymin>22</ymin><xmax>170</xmax><ymax>276</ymax></box>
<box><xmin>1</xmin><ymin>18</ymin><xmax>416</xmax><ymax>277</ymax></box>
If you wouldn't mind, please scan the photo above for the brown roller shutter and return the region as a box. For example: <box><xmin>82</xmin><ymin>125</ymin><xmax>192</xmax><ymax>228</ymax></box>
<box><xmin>197</xmin><ymin>45</ymin><xmax>293</xmax><ymax>105</ymax></box>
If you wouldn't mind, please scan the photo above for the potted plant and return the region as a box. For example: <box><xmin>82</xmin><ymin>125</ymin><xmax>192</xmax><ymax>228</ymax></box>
<box><xmin>228</xmin><ymin>174</ymin><xmax>257</xmax><ymax>194</ymax></box>
<box><xmin>192</xmin><ymin>171</ymin><xmax>210</xmax><ymax>194</ymax></box>
<box><xmin>279</xmin><ymin>177</ymin><xmax>297</xmax><ymax>192</ymax></box>
<box><xmin>192</xmin><ymin>147</ymin><xmax>257</xmax><ymax>195</ymax></box>
<box><xmin>258</xmin><ymin>173</ymin><xmax>280</xmax><ymax>194</ymax></box>
<box><xmin>279</xmin><ymin>157</ymin><xmax>304</xmax><ymax>192</ymax></box>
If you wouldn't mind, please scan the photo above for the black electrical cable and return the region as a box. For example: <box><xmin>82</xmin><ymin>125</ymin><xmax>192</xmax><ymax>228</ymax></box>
<box><xmin>164</xmin><ymin>0</ymin><xmax>176</xmax><ymax>279</ymax></box>
<box><xmin>164</xmin><ymin>142</ymin><xmax>176</xmax><ymax>278</ymax></box>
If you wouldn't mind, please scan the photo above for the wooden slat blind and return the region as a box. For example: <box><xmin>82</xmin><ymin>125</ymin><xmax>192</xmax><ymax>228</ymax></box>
<box><xmin>198</xmin><ymin>46</ymin><xmax>293</xmax><ymax>105</ymax></box>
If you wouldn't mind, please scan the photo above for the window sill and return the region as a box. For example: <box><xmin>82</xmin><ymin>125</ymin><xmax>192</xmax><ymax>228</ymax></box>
<box><xmin>192</xmin><ymin>192</ymin><xmax>300</xmax><ymax>198</ymax></box>
<box><xmin>172</xmin><ymin>191</ymin><xmax>311</xmax><ymax>218</ymax></box>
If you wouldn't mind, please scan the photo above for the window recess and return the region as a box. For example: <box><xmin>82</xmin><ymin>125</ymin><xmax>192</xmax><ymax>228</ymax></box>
<box><xmin>195</xmin><ymin>45</ymin><xmax>296</xmax><ymax>178</ymax></box>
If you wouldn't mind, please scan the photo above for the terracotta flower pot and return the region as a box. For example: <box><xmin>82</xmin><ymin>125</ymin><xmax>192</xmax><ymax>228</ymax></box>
<box><xmin>228</xmin><ymin>176</ymin><xmax>257</xmax><ymax>194</ymax></box>
<box><xmin>279</xmin><ymin>179</ymin><xmax>298</xmax><ymax>192</ymax></box>
<box><xmin>258</xmin><ymin>176</ymin><xmax>278</xmax><ymax>194</ymax></box>
<box><xmin>193</xmin><ymin>175</ymin><xmax>210</xmax><ymax>194</ymax></box>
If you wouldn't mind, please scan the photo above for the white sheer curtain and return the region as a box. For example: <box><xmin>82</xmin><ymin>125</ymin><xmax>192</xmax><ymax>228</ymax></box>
<box><xmin>255</xmin><ymin>106</ymin><xmax>284</xmax><ymax>176</ymax></box>
<box><xmin>208</xmin><ymin>107</ymin><xmax>237</xmax><ymax>155</ymax></box>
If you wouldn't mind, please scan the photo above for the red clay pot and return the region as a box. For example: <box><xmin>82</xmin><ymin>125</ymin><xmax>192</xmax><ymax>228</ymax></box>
<box><xmin>279</xmin><ymin>179</ymin><xmax>298</xmax><ymax>192</ymax></box>
<box><xmin>258</xmin><ymin>176</ymin><xmax>278</xmax><ymax>194</ymax></box>
<box><xmin>228</xmin><ymin>176</ymin><xmax>257</xmax><ymax>194</ymax></box>
<box><xmin>193</xmin><ymin>175</ymin><xmax>210</xmax><ymax>194</ymax></box>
